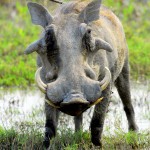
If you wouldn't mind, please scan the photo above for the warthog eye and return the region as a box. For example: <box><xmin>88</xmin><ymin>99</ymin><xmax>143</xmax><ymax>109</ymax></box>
<box><xmin>87</xmin><ymin>28</ymin><xmax>91</xmax><ymax>34</ymax></box>
<box><xmin>82</xmin><ymin>27</ymin><xmax>94</xmax><ymax>52</ymax></box>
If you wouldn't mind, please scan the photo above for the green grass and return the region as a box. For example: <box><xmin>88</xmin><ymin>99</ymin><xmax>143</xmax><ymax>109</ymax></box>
<box><xmin>103</xmin><ymin>0</ymin><xmax>150</xmax><ymax>79</ymax></box>
<box><xmin>0</xmin><ymin>126</ymin><xmax>43</xmax><ymax>149</ymax></box>
<box><xmin>0</xmin><ymin>126</ymin><xmax>150</xmax><ymax>150</ymax></box>
<box><xmin>0</xmin><ymin>0</ymin><xmax>150</xmax><ymax>87</ymax></box>
<box><xmin>0</xmin><ymin>2</ymin><xmax>38</xmax><ymax>87</ymax></box>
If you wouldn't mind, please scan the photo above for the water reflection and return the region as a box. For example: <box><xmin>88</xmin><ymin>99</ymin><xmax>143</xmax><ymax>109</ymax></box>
<box><xmin>0</xmin><ymin>81</ymin><xmax>150</xmax><ymax>134</ymax></box>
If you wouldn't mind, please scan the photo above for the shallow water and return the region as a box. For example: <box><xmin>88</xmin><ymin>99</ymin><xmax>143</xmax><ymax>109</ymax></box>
<box><xmin>0</xmin><ymin>81</ymin><xmax>150</xmax><ymax>134</ymax></box>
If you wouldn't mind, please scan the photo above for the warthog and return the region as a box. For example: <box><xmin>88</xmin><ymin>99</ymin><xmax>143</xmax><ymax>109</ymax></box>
<box><xmin>25</xmin><ymin>0</ymin><xmax>138</xmax><ymax>148</ymax></box>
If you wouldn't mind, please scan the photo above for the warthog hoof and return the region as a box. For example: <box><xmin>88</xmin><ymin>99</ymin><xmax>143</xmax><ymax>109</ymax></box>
<box><xmin>91</xmin><ymin>137</ymin><xmax>102</xmax><ymax>147</ymax></box>
<box><xmin>129</xmin><ymin>124</ymin><xmax>139</xmax><ymax>132</ymax></box>
<box><xmin>43</xmin><ymin>137</ymin><xmax>50</xmax><ymax>149</ymax></box>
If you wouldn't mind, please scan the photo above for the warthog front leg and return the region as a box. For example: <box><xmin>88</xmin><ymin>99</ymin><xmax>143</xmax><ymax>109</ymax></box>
<box><xmin>115</xmin><ymin>59</ymin><xmax>138</xmax><ymax>131</ymax></box>
<box><xmin>74</xmin><ymin>114</ymin><xmax>83</xmax><ymax>132</ymax></box>
<box><xmin>43</xmin><ymin>101</ymin><xmax>60</xmax><ymax>148</ymax></box>
<box><xmin>90</xmin><ymin>85</ymin><xmax>111</xmax><ymax>147</ymax></box>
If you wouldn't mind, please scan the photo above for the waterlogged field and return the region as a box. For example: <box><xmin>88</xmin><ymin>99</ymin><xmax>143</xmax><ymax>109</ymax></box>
<box><xmin>0</xmin><ymin>82</ymin><xmax>150</xmax><ymax>149</ymax></box>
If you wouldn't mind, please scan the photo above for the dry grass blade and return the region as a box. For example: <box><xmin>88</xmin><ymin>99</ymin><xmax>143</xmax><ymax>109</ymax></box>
<box><xmin>49</xmin><ymin>0</ymin><xmax>63</xmax><ymax>4</ymax></box>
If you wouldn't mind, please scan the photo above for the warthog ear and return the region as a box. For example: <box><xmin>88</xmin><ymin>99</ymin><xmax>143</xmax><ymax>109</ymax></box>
<box><xmin>78</xmin><ymin>0</ymin><xmax>102</xmax><ymax>24</ymax></box>
<box><xmin>27</xmin><ymin>2</ymin><xmax>53</xmax><ymax>28</ymax></box>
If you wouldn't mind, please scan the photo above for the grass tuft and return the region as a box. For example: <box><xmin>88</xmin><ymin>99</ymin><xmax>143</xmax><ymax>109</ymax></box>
<box><xmin>0</xmin><ymin>125</ymin><xmax>150</xmax><ymax>149</ymax></box>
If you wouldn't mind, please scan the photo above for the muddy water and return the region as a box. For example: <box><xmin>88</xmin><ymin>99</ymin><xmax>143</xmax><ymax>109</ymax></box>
<box><xmin>0</xmin><ymin>81</ymin><xmax>150</xmax><ymax>134</ymax></box>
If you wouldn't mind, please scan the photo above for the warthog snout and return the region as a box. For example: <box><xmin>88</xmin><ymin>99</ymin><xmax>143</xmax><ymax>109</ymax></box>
<box><xmin>35</xmin><ymin>67</ymin><xmax>111</xmax><ymax>115</ymax></box>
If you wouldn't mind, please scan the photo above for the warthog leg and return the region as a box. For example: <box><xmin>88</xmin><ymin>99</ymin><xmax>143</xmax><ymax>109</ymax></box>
<box><xmin>43</xmin><ymin>101</ymin><xmax>60</xmax><ymax>148</ymax></box>
<box><xmin>115</xmin><ymin>59</ymin><xmax>138</xmax><ymax>131</ymax></box>
<box><xmin>74</xmin><ymin>114</ymin><xmax>83</xmax><ymax>132</ymax></box>
<box><xmin>90</xmin><ymin>85</ymin><xmax>111</xmax><ymax>147</ymax></box>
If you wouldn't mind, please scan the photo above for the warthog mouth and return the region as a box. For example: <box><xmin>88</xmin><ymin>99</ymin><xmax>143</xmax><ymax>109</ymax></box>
<box><xmin>45</xmin><ymin>97</ymin><xmax>103</xmax><ymax>116</ymax></box>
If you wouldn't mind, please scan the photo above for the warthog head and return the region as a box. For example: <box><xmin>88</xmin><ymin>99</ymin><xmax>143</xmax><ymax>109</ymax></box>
<box><xmin>25</xmin><ymin>0</ymin><xmax>113</xmax><ymax>116</ymax></box>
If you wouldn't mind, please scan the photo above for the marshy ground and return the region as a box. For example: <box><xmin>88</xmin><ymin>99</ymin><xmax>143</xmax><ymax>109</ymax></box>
<box><xmin>0</xmin><ymin>81</ymin><xmax>150</xmax><ymax>149</ymax></box>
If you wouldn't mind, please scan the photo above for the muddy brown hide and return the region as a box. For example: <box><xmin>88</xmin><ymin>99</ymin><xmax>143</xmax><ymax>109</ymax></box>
<box><xmin>25</xmin><ymin>0</ymin><xmax>138</xmax><ymax>148</ymax></box>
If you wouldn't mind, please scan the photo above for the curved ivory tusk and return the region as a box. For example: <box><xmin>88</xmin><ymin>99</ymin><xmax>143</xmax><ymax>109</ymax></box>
<box><xmin>45</xmin><ymin>99</ymin><xmax>60</xmax><ymax>109</ymax></box>
<box><xmin>35</xmin><ymin>67</ymin><xmax>47</xmax><ymax>93</ymax></box>
<box><xmin>90</xmin><ymin>97</ymin><xmax>103</xmax><ymax>107</ymax></box>
<box><xmin>99</xmin><ymin>67</ymin><xmax>111</xmax><ymax>91</ymax></box>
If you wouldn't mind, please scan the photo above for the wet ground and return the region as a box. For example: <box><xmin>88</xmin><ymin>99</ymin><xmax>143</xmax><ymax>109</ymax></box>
<box><xmin>0</xmin><ymin>81</ymin><xmax>150</xmax><ymax>134</ymax></box>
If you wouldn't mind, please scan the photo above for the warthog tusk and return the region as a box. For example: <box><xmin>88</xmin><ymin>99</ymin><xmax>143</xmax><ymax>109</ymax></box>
<box><xmin>90</xmin><ymin>97</ymin><xmax>103</xmax><ymax>107</ymax></box>
<box><xmin>35</xmin><ymin>67</ymin><xmax>47</xmax><ymax>93</ymax></box>
<box><xmin>45</xmin><ymin>99</ymin><xmax>60</xmax><ymax>108</ymax></box>
<box><xmin>99</xmin><ymin>67</ymin><xmax>111</xmax><ymax>91</ymax></box>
